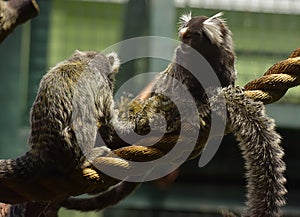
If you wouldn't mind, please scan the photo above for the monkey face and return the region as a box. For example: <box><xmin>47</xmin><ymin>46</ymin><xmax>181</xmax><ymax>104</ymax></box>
<box><xmin>179</xmin><ymin>16</ymin><xmax>208</xmax><ymax>51</ymax></box>
<box><xmin>178</xmin><ymin>12</ymin><xmax>227</xmax><ymax>57</ymax></box>
<box><xmin>177</xmin><ymin>12</ymin><xmax>236</xmax><ymax>87</ymax></box>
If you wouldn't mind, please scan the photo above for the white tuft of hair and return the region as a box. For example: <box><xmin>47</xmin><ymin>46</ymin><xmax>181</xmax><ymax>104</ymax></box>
<box><xmin>203</xmin><ymin>12</ymin><xmax>225</xmax><ymax>46</ymax></box>
<box><xmin>178</xmin><ymin>11</ymin><xmax>192</xmax><ymax>30</ymax></box>
<box><xmin>106</xmin><ymin>52</ymin><xmax>120</xmax><ymax>74</ymax></box>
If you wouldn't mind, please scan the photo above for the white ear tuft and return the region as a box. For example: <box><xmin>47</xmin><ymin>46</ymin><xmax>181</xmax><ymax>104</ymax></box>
<box><xmin>203</xmin><ymin>12</ymin><xmax>225</xmax><ymax>46</ymax></box>
<box><xmin>178</xmin><ymin>11</ymin><xmax>192</xmax><ymax>30</ymax></box>
<box><xmin>75</xmin><ymin>49</ymin><xmax>84</xmax><ymax>55</ymax></box>
<box><xmin>204</xmin><ymin>12</ymin><xmax>224</xmax><ymax>23</ymax></box>
<box><xmin>106</xmin><ymin>52</ymin><xmax>120</xmax><ymax>74</ymax></box>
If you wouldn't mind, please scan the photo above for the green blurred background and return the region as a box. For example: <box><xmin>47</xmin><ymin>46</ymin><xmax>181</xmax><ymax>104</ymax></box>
<box><xmin>0</xmin><ymin>0</ymin><xmax>299</xmax><ymax>216</ymax></box>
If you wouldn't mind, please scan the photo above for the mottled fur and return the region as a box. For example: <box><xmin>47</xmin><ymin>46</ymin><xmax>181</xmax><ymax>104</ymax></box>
<box><xmin>61</xmin><ymin>12</ymin><xmax>238</xmax><ymax>212</ymax></box>
<box><xmin>1</xmin><ymin>13</ymin><xmax>286</xmax><ymax>217</ymax></box>
<box><xmin>0</xmin><ymin>50</ymin><xmax>125</xmax><ymax>204</ymax></box>
<box><xmin>212</xmin><ymin>86</ymin><xmax>286</xmax><ymax>217</ymax></box>
<box><xmin>63</xmin><ymin>13</ymin><xmax>286</xmax><ymax>216</ymax></box>
<box><xmin>136</xmin><ymin>12</ymin><xmax>236</xmax><ymax>156</ymax></box>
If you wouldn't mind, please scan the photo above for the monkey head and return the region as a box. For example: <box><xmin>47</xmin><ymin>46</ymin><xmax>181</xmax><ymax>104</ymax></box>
<box><xmin>69</xmin><ymin>50</ymin><xmax>120</xmax><ymax>90</ymax></box>
<box><xmin>178</xmin><ymin>12</ymin><xmax>236</xmax><ymax>87</ymax></box>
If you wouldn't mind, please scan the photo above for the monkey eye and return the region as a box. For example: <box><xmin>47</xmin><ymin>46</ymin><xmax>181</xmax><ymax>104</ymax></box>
<box><xmin>193</xmin><ymin>31</ymin><xmax>202</xmax><ymax>37</ymax></box>
<box><xmin>183</xmin><ymin>32</ymin><xmax>192</xmax><ymax>39</ymax></box>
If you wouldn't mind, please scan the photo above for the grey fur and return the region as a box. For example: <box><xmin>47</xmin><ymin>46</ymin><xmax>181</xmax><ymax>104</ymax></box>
<box><xmin>1</xmin><ymin>12</ymin><xmax>287</xmax><ymax>217</ymax></box>
<box><xmin>0</xmin><ymin>50</ymin><xmax>126</xmax><ymax>204</ymax></box>
<box><xmin>63</xmin><ymin>13</ymin><xmax>286</xmax><ymax>216</ymax></box>
<box><xmin>213</xmin><ymin>86</ymin><xmax>287</xmax><ymax>217</ymax></box>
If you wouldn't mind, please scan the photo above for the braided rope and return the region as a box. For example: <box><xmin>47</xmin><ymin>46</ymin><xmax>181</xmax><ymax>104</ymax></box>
<box><xmin>3</xmin><ymin>48</ymin><xmax>295</xmax><ymax>215</ymax></box>
<box><xmin>76</xmin><ymin>48</ymin><xmax>300</xmax><ymax>195</ymax></box>
<box><xmin>3</xmin><ymin>48</ymin><xmax>298</xmax><ymax>211</ymax></box>
<box><xmin>244</xmin><ymin>48</ymin><xmax>300</xmax><ymax>104</ymax></box>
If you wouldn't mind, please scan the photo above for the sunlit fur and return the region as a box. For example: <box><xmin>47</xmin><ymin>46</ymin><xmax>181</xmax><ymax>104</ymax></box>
<box><xmin>178</xmin><ymin>11</ymin><xmax>192</xmax><ymax>30</ymax></box>
<box><xmin>202</xmin><ymin>12</ymin><xmax>225</xmax><ymax>46</ymax></box>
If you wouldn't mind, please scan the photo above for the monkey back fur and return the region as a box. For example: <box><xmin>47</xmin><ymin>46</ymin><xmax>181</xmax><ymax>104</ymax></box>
<box><xmin>0</xmin><ymin>50</ymin><xmax>124</xmax><ymax>203</ymax></box>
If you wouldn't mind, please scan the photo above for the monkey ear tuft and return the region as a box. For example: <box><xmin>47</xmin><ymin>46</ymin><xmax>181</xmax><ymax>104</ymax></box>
<box><xmin>106</xmin><ymin>52</ymin><xmax>120</xmax><ymax>74</ymax></box>
<box><xmin>203</xmin><ymin>12</ymin><xmax>225</xmax><ymax>46</ymax></box>
<box><xmin>74</xmin><ymin>49</ymin><xmax>84</xmax><ymax>55</ymax></box>
<box><xmin>178</xmin><ymin>11</ymin><xmax>192</xmax><ymax>30</ymax></box>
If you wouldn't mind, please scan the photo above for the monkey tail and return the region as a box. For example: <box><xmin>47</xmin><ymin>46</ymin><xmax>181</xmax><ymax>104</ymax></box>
<box><xmin>0</xmin><ymin>151</ymin><xmax>43</xmax><ymax>204</ymax></box>
<box><xmin>61</xmin><ymin>181</ymin><xmax>140</xmax><ymax>211</ymax></box>
<box><xmin>221</xmin><ymin>86</ymin><xmax>286</xmax><ymax>217</ymax></box>
<box><xmin>0</xmin><ymin>151</ymin><xmax>37</xmax><ymax>178</ymax></box>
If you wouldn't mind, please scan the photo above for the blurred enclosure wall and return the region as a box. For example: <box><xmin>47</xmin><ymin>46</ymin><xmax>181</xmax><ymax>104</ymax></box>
<box><xmin>0</xmin><ymin>0</ymin><xmax>299</xmax><ymax>216</ymax></box>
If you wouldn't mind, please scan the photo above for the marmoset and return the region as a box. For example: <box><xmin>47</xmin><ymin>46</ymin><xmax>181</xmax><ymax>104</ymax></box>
<box><xmin>62</xmin><ymin>11</ymin><xmax>238</xmax><ymax>212</ymax></box>
<box><xmin>132</xmin><ymin>12</ymin><xmax>237</xmax><ymax>155</ymax></box>
<box><xmin>63</xmin><ymin>12</ymin><xmax>286</xmax><ymax>217</ymax></box>
<box><xmin>0</xmin><ymin>50</ymin><xmax>127</xmax><ymax>204</ymax></box>
<box><xmin>177</xmin><ymin>11</ymin><xmax>236</xmax><ymax>88</ymax></box>
<box><xmin>0</xmin><ymin>12</ymin><xmax>286</xmax><ymax>217</ymax></box>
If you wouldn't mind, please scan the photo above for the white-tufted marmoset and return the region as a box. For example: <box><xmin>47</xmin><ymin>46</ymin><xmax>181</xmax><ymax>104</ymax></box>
<box><xmin>0</xmin><ymin>50</ymin><xmax>130</xmax><ymax>204</ymax></box>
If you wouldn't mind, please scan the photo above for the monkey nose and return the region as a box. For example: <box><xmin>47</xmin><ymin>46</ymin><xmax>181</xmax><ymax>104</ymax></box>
<box><xmin>179</xmin><ymin>27</ymin><xmax>188</xmax><ymax>40</ymax></box>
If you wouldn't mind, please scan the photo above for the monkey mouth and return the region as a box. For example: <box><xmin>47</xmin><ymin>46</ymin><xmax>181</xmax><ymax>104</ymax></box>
<box><xmin>180</xmin><ymin>43</ymin><xmax>192</xmax><ymax>53</ymax></box>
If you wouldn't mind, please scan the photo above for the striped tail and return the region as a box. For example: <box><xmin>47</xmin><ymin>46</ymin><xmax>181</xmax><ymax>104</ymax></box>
<box><xmin>221</xmin><ymin>86</ymin><xmax>286</xmax><ymax>217</ymax></box>
<box><xmin>0</xmin><ymin>151</ymin><xmax>45</xmax><ymax>204</ymax></box>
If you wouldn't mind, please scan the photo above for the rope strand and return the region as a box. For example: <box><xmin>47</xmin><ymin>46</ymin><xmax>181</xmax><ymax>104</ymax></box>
<box><xmin>244</xmin><ymin>48</ymin><xmax>300</xmax><ymax>104</ymax></box>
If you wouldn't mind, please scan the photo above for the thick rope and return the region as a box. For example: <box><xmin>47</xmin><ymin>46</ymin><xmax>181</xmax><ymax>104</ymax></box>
<box><xmin>61</xmin><ymin>48</ymin><xmax>300</xmax><ymax>215</ymax></box>
<box><xmin>244</xmin><ymin>48</ymin><xmax>300</xmax><ymax>104</ymax></box>
<box><xmin>81</xmin><ymin>48</ymin><xmax>300</xmax><ymax>185</ymax></box>
<box><xmin>2</xmin><ymin>48</ymin><xmax>299</xmax><ymax>215</ymax></box>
